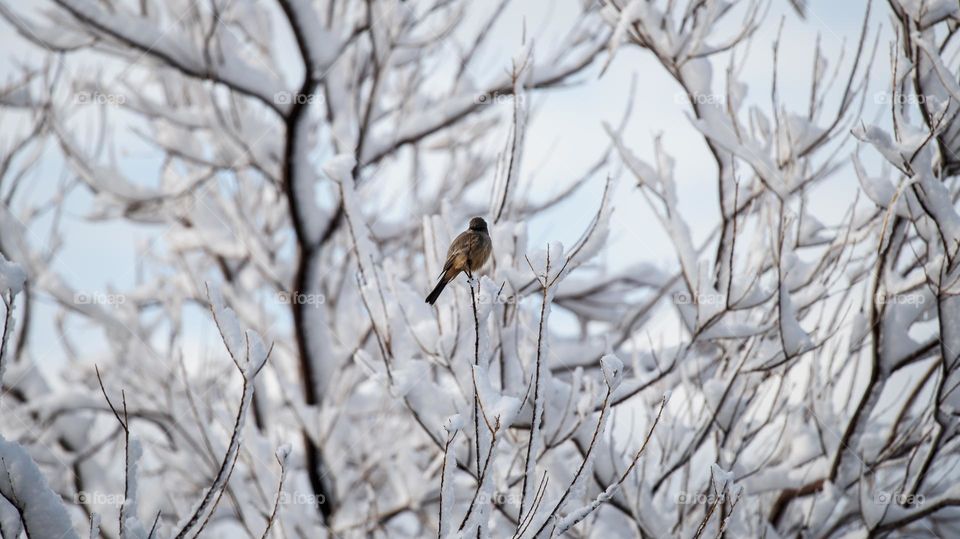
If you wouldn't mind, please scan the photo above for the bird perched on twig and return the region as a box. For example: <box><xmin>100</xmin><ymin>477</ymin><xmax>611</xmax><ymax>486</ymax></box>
<box><xmin>425</xmin><ymin>217</ymin><xmax>492</xmax><ymax>305</ymax></box>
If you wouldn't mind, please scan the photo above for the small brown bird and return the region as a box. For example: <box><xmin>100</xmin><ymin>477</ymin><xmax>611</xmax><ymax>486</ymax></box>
<box><xmin>425</xmin><ymin>217</ymin><xmax>492</xmax><ymax>305</ymax></box>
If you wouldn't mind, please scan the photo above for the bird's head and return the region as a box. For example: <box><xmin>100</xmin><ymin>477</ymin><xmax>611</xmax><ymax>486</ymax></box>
<box><xmin>468</xmin><ymin>217</ymin><xmax>488</xmax><ymax>232</ymax></box>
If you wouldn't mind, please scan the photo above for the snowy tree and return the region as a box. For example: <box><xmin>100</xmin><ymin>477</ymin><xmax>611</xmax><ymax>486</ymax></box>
<box><xmin>2</xmin><ymin>0</ymin><xmax>960</xmax><ymax>537</ymax></box>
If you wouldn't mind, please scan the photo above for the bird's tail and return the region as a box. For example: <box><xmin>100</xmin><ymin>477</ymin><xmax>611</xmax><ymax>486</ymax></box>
<box><xmin>425</xmin><ymin>277</ymin><xmax>449</xmax><ymax>305</ymax></box>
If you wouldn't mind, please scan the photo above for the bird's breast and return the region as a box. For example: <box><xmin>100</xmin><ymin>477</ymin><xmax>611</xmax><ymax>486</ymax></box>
<box><xmin>468</xmin><ymin>236</ymin><xmax>493</xmax><ymax>271</ymax></box>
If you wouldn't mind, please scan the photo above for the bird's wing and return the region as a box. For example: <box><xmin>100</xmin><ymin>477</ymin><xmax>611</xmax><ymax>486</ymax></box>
<box><xmin>446</xmin><ymin>231</ymin><xmax>472</xmax><ymax>256</ymax></box>
<box><xmin>443</xmin><ymin>231</ymin><xmax>470</xmax><ymax>265</ymax></box>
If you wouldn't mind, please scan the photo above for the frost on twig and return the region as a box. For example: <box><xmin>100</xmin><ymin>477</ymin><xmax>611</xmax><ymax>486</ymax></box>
<box><xmin>490</xmin><ymin>43</ymin><xmax>532</xmax><ymax>224</ymax></box>
<box><xmin>94</xmin><ymin>366</ymin><xmax>148</xmax><ymax>539</ymax></box>
<box><xmin>438</xmin><ymin>415</ymin><xmax>463</xmax><ymax>539</ymax></box>
<box><xmin>0</xmin><ymin>253</ymin><xmax>25</xmax><ymax>396</ymax></box>
<box><xmin>517</xmin><ymin>243</ymin><xmax>559</xmax><ymax>528</ymax></box>
<box><xmin>260</xmin><ymin>443</ymin><xmax>292</xmax><ymax>539</ymax></box>
<box><xmin>0</xmin><ymin>436</ymin><xmax>78</xmax><ymax>539</ymax></box>
<box><xmin>549</xmin><ymin>396</ymin><xmax>666</xmax><ymax>537</ymax></box>
<box><xmin>173</xmin><ymin>285</ymin><xmax>272</xmax><ymax>539</ymax></box>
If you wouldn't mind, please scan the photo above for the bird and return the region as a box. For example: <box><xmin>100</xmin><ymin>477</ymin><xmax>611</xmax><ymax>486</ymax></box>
<box><xmin>425</xmin><ymin>217</ymin><xmax>492</xmax><ymax>305</ymax></box>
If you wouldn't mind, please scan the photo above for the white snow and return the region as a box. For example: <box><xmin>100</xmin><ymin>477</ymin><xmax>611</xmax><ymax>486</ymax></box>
<box><xmin>600</xmin><ymin>354</ymin><xmax>624</xmax><ymax>391</ymax></box>
<box><xmin>0</xmin><ymin>435</ymin><xmax>78</xmax><ymax>539</ymax></box>
<box><xmin>0</xmin><ymin>254</ymin><xmax>25</xmax><ymax>297</ymax></box>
